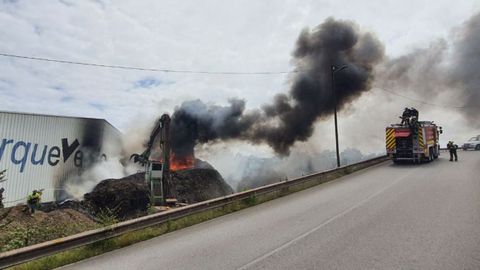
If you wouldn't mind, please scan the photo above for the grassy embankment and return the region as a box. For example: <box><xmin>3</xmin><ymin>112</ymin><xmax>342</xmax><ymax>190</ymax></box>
<box><xmin>9</xmin><ymin>162</ymin><xmax>367</xmax><ymax>270</ymax></box>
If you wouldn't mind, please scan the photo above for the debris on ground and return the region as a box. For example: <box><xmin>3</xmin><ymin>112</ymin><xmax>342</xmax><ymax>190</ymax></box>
<box><xmin>0</xmin><ymin>159</ymin><xmax>234</xmax><ymax>253</ymax></box>
<box><xmin>39</xmin><ymin>199</ymin><xmax>95</xmax><ymax>220</ymax></box>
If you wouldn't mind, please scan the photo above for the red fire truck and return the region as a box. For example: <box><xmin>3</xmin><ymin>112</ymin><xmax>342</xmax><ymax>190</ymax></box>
<box><xmin>386</xmin><ymin>121</ymin><xmax>442</xmax><ymax>163</ymax></box>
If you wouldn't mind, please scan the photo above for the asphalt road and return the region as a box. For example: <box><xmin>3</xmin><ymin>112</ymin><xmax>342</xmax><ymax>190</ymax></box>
<box><xmin>61</xmin><ymin>151</ymin><xmax>480</xmax><ymax>270</ymax></box>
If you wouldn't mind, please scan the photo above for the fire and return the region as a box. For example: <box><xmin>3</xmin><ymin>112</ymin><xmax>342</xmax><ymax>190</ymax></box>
<box><xmin>169</xmin><ymin>151</ymin><xmax>194</xmax><ymax>171</ymax></box>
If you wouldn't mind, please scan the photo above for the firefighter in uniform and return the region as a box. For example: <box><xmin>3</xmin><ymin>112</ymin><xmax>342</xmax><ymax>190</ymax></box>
<box><xmin>410</xmin><ymin>107</ymin><xmax>419</xmax><ymax>122</ymax></box>
<box><xmin>401</xmin><ymin>108</ymin><xmax>411</xmax><ymax>125</ymax></box>
<box><xmin>27</xmin><ymin>189</ymin><xmax>42</xmax><ymax>214</ymax></box>
<box><xmin>447</xmin><ymin>141</ymin><xmax>458</xmax><ymax>162</ymax></box>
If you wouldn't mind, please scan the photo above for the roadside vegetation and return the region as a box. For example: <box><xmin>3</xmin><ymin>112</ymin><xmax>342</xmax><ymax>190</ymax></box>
<box><xmin>0</xmin><ymin>206</ymin><xmax>99</xmax><ymax>253</ymax></box>
<box><xmin>3</xmin><ymin>158</ymin><xmax>383</xmax><ymax>270</ymax></box>
<box><xmin>7</xmin><ymin>199</ymin><xmax>255</xmax><ymax>270</ymax></box>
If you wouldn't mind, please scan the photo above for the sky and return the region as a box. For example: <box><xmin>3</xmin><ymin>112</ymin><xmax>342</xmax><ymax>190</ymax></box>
<box><xmin>1</xmin><ymin>0</ymin><xmax>479</xmax><ymax>160</ymax></box>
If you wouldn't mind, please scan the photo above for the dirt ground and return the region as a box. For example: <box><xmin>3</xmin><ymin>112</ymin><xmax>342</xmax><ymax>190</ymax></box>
<box><xmin>0</xmin><ymin>205</ymin><xmax>99</xmax><ymax>252</ymax></box>
<box><xmin>0</xmin><ymin>162</ymin><xmax>234</xmax><ymax>253</ymax></box>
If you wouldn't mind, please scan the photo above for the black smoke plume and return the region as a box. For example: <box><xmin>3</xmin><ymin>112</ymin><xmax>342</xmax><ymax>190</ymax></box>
<box><xmin>170</xmin><ymin>18</ymin><xmax>384</xmax><ymax>157</ymax></box>
<box><xmin>448</xmin><ymin>12</ymin><xmax>480</xmax><ymax>125</ymax></box>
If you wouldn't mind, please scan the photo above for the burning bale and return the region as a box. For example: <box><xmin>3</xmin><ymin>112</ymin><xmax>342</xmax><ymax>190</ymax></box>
<box><xmin>167</xmin><ymin>158</ymin><xmax>233</xmax><ymax>203</ymax></box>
<box><xmin>170</xmin><ymin>151</ymin><xmax>195</xmax><ymax>171</ymax></box>
<box><xmin>84</xmin><ymin>159</ymin><xmax>232</xmax><ymax>218</ymax></box>
<box><xmin>170</xmin><ymin>168</ymin><xmax>233</xmax><ymax>204</ymax></box>
<box><xmin>83</xmin><ymin>173</ymin><xmax>150</xmax><ymax>220</ymax></box>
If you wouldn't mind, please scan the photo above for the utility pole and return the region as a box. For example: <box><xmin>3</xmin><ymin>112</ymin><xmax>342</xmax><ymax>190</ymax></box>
<box><xmin>331</xmin><ymin>65</ymin><xmax>347</xmax><ymax>168</ymax></box>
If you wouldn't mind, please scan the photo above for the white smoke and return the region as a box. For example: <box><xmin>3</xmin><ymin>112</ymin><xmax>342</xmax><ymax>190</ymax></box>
<box><xmin>64</xmin><ymin>157</ymin><xmax>126</xmax><ymax>199</ymax></box>
<box><xmin>197</xmin><ymin>141</ymin><xmax>381</xmax><ymax>191</ymax></box>
<box><xmin>63</xmin><ymin>121</ymin><xmax>148</xmax><ymax>199</ymax></box>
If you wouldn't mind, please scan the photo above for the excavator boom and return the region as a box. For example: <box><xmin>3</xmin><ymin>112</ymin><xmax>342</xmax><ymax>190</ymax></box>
<box><xmin>130</xmin><ymin>114</ymin><xmax>172</xmax><ymax>205</ymax></box>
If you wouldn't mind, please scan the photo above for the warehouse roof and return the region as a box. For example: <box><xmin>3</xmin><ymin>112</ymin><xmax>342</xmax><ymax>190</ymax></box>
<box><xmin>0</xmin><ymin>110</ymin><xmax>120</xmax><ymax>132</ymax></box>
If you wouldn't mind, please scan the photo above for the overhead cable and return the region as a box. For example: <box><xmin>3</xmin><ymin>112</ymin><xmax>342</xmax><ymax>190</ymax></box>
<box><xmin>2</xmin><ymin>52</ymin><xmax>478</xmax><ymax>108</ymax></box>
<box><xmin>375</xmin><ymin>87</ymin><xmax>480</xmax><ymax>109</ymax></box>
<box><xmin>0</xmin><ymin>52</ymin><xmax>296</xmax><ymax>75</ymax></box>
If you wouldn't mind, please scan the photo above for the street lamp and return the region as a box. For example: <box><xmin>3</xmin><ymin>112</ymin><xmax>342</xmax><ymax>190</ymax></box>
<box><xmin>331</xmin><ymin>65</ymin><xmax>347</xmax><ymax>168</ymax></box>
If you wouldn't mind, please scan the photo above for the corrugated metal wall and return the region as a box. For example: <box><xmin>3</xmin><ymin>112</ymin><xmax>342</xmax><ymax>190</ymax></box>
<box><xmin>0</xmin><ymin>111</ymin><xmax>121</xmax><ymax>207</ymax></box>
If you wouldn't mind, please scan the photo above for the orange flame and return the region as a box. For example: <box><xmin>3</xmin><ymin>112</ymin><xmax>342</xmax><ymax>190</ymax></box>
<box><xmin>169</xmin><ymin>151</ymin><xmax>194</xmax><ymax>171</ymax></box>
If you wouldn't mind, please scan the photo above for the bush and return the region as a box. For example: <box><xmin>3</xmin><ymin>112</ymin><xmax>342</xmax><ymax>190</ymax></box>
<box><xmin>95</xmin><ymin>207</ymin><xmax>119</xmax><ymax>226</ymax></box>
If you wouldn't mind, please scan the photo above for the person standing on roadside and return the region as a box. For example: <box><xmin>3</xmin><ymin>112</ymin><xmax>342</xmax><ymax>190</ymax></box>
<box><xmin>27</xmin><ymin>189</ymin><xmax>42</xmax><ymax>214</ymax></box>
<box><xmin>447</xmin><ymin>141</ymin><xmax>458</xmax><ymax>162</ymax></box>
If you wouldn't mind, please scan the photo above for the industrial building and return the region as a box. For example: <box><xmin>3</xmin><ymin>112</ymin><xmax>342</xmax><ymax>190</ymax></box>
<box><xmin>0</xmin><ymin>111</ymin><xmax>121</xmax><ymax>207</ymax></box>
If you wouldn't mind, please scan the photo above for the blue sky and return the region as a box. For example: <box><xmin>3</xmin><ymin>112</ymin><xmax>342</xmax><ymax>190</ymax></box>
<box><xmin>134</xmin><ymin>78</ymin><xmax>162</xmax><ymax>89</ymax></box>
<box><xmin>0</xmin><ymin>0</ymin><xmax>479</xmax><ymax>156</ymax></box>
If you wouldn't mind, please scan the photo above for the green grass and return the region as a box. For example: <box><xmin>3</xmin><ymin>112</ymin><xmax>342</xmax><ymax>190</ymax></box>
<box><xmin>1</xmin><ymin>220</ymin><xmax>97</xmax><ymax>253</ymax></box>
<box><xmin>7</xmin><ymin>161</ymin><xmax>379</xmax><ymax>270</ymax></box>
<box><xmin>8</xmin><ymin>200</ymin><xmax>250</xmax><ymax>270</ymax></box>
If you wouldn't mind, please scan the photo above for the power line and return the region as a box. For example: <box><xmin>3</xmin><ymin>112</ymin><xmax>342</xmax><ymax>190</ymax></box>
<box><xmin>375</xmin><ymin>87</ymin><xmax>480</xmax><ymax>109</ymax></box>
<box><xmin>1</xmin><ymin>52</ymin><xmax>478</xmax><ymax>108</ymax></box>
<box><xmin>0</xmin><ymin>52</ymin><xmax>296</xmax><ymax>75</ymax></box>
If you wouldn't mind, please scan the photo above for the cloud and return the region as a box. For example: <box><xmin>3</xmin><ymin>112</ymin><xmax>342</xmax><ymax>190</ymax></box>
<box><xmin>60</xmin><ymin>96</ymin><xmax>74</xmax><ymax>102</ymax></box>
<box><xmin>89</xmin><ymin>102</ymin><xmax>106</xmax><ymax>111</ymax></box>
<box><xmin>0</xmin><ymin>0</ymin><xmax>479</xmax><ymax>155</ymax></box>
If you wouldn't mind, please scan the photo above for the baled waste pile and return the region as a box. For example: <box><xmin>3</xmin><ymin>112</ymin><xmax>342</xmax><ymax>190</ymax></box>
<box><xmin>83</xmin><ymin>160</ymin><xmax>234</xmax><ymax>219</ymax></box>
<box><xmin>83</xmin><ymin>173</ymin><xmax>150</xmax><ymax>220</ymax></box>
<box><xmin>171</xmin><ymin>168</ymin><xmax>234</xmax><ymax>204</ymax></box>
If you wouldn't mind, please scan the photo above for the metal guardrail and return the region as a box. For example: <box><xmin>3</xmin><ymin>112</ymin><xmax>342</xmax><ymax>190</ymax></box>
<box><xmin>0</xmin><ymin>155</ymin><xmax>388</xmax><ymax>269</ymax></box>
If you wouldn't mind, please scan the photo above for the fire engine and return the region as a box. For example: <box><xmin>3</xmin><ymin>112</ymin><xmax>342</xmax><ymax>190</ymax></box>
<box><xmin>386</xmin><ymin>121</ymin><xmax>442</xmax><ymax>163</ymax></box>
